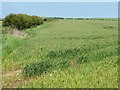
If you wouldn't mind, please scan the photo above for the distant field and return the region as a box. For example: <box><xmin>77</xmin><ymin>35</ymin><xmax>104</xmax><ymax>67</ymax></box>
<box><xmin>2</xmin><ymin>19</ymin><xmax>118</xmax><ymax>88</ymax></box>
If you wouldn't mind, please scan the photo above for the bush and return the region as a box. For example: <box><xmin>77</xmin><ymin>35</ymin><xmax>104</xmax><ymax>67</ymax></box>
<box><xmin>3</xmin><ymin>13</ymin><xmax>44</xmax><ymax>30</ymax></box>
<box><xmin>32</xmin><ymin>16</ymin><xmax>44</xmax><ymax>25</ymax></box>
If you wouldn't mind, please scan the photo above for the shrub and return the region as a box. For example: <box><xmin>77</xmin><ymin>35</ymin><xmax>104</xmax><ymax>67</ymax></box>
<box><xmin>3</xmin><ymin>13</ymin><xmax>44</xmax><ymax>30</ymax></box>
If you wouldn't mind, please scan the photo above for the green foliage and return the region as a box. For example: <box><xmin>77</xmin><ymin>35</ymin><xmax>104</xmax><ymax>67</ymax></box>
<box><xmin>2</xmin><ymin>26</ymin><xmax>11</xmax><ymax>34</ymax></box>
<box><xmin>32</xmin><ymin>16</ymin><xmax>43</xmax><ymax>25</ymax></box>
<box><xmin>3</xmin><ymin>14</ymin><xmax>44</xmax><ymax>30</ymax></box>
<box><xmin>2</xmin><ymin>34</ymin><xmax>23</xmax><ymax>59</ymax></box>
<box><xmin>44</xmin><ymin>17</ymin><xmax>56</xmax><ymax>22</ymax></box>
<box><xmin>22</xmin><ymin>61</ymin><xmax>52</xmax><ymax>77</ymax></box>
<box><xmin>47</xmin><ymin>48</ymin><xmax>81</xmax><ymax>59</ymax></box>
<box><xmin>2</xmin><ymin>19</ymin><xmax>118</xmax><ymax>88</ymax></box>
<box><xmin>19</xmin><ymin>56</ymin><xmax>118</xmax><ymax>88</ymax></box>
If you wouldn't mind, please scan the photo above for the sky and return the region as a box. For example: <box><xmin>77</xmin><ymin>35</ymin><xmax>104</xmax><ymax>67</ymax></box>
<box><xmin>1</xmin><ymin>0</ymin><xmax>120</xmax><ymax>2</ymax></box>
<box><xmin>1</xmin><ymin>2</ymin><xmax>118</xmax><ymax>18</ymax></box>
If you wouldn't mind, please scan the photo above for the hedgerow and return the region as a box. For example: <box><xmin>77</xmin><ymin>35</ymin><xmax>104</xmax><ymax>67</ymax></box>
<box><xmin>3</xmin><ymin>14</ymin><xmax>44</xmax><ymax>30</ymax></box>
